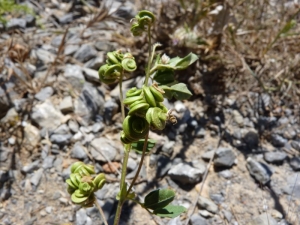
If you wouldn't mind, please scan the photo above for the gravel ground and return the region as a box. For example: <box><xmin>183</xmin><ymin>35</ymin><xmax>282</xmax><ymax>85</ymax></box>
<box><xmin>0</xmin><ymin>0</ymin><xmax>300</xmax><ymax>225</ymax></box>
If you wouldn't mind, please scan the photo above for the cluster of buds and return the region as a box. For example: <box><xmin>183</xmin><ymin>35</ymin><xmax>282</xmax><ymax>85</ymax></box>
<box><xmin>130</xmin><ymin>10</ymin><xmax>155</xmax><ymax>36</ymax></box>
<box><xmin>121</xmin><ymin>83</ymin><xmax>176</xmax><ymax>144</ymax></box>
<box><xmin>66</xmin><ymin>162</ymin><xmax>106</xmax><ymax>207</ymax></box>
<box><xmin>98</xmin><ymin>50</ymin><xmax>137</xmax><ymax>84</ymax></box>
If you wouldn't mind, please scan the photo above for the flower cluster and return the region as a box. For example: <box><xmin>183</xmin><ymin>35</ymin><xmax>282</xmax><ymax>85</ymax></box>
<box><xmin>66</xmin><ymin>162</ymin><xmax>106</xmax><ymax>207</ymax></box>
<box><xmin>121</xmin><ymin>83</ymin><xmax>175</xmax><ymax>144</ymax></box>
<box><xmin>99</xmin><ymin>50</ymin><xmax>137</xmax><ymax>84</ymax></box>
<box><xmin>130</xmin><ymin>10</ymin><xmax>155</xmax><ymax>36</ymax></box>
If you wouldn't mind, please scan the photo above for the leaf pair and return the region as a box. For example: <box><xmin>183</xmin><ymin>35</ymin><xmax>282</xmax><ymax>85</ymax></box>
<box><xmin>143</xmin><ymin>189</ymin><xmax>186</xmax><ymax>218</ymax></box>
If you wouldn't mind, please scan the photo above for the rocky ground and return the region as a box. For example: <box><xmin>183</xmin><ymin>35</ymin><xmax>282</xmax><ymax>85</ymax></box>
<box><xmin>0</xmin><ymin>0</ymin><xmax>300</xmax><ymax>225</ymax></box>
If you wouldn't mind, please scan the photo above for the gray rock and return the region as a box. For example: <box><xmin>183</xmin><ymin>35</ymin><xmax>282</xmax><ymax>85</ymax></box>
<box><xmin>23</xmin><ymin>123</ymin><xmax>41</xmax><ymax>150</ymax></box>
<box><xmin>35</xmin><ymin>87</ymin><xmax>54</xmax><ymax>101</ymax></box>
<box><xmin>25</xmin><ymin>15</ymin><xmax>35</xmax><ymax>27</ymax></box>
<box><xmin>84</xmin><ymin>56</ymin><xmax>104</xmax><ymax>70</ymax></box>
<box><xmin>218</xmin><ymin>170</ymin><xmax>232</xmax><ymax>179</ymax></box>
<box><xmin>209</xmin><ymin>193</ymin><xmax>224</xmax><ymax>204</ymax></box>
<box><xmin>222</xmin><ymin>210</ymin><xmax>232</xmax><ymax>222</ymax></box>
<box><xmin>90</xmin><ymin>137</ymin><xmax>118</xmax><ymax>162</ymax></box>
<box><xmin>156</xmin><ymin>155</ymin><xmax>172</xmax><ymax>177</ymax></box>
<box><xmin>214</xmin><ymin>147</ymin><xmax>236</xmax><ymax>167</ymax></box>
<box><xmin>264</xmin><ymin>151</ymin><xmax>287</xmax><ymax>163</ymax></box>
<box><xmin>51</xmin><ymin>35</ymin><xmax>64</xmax><ymax>48</ymax></box>
<box><xmin>190</xmin><ymin>214</ymin><xmax>208</xmax><ymax>225</ymax></box>
<box><xmin>82</xmin><ymin>67</ymin><xmax>101</xmax><ymax>83</ymax></box>
<box><xmin>291</xmin><ymin>140</ymin><xmax>300</xmax><ymax>151</ymax></box>
<box><xmin>198</xmin><ymin>196</ymin><xmax>218</xmax><ymax>213</ymax></box>
<box><xmin>289</xmin><ymin>156</ymin><xmax>300</xmax><ymax>171</ymax></box>
<box><xmin>59</xmin><ymin>96</ymin><xmax>73</xmax><ymax>113</ymax></box>
<box><xmin>162</xmin><ymin>141</ymin><xmax>175</xmax><ymax>155</ymax></box>
<box><xmin>30</xmin><ymin>168</ymin><xmax>44</xmax><ymax>187</ymax></box>
<box><xmin>0</xmin><ymin>81</ymin><xmax>19</xmax><ymax>118</ymax></box>
<box><xmin>54</xmin><ymin>124</ymin><xmax>70</xmax><ymax>134</ymax></box>
<box><xmin>74</xmin><ymin>83</ymin><xmax>105</xmax><ymax>125</ymax></box>
<box><xmin>174</xmin><ymin>101</ymin><xmax>186</xmax><ymax>113</ymax></box>
<box><xmin>74</xmin><ymin>44</ymin><xmax>98</xmax><ymax>62</ymax></box>
<box><xmin>59</xmin><ymin>13</ymin><xmax>74</xmax><ymax>24</ymax></box>
<box><xmin>0</xmin><ymin>185</ymin><xmax>11</xmax><ymax>201</ymax></box>
<box><xmin>246</xmin><ymin>157</ymin><xmax>271</xmax><ymax>185</ymax></box>
<box><xmin>42</xmin><ymin>155</ymin><xmax>55</xmax><ymax>169</ymax></box>
<box><xmin>92</xmin><ymin>122</ymin><xmax>104</xmax><ymax>133</ymax></box>
<box><xmin>94</xmin><ymin>41</ymin><xmax>114</xmax><ymax>52</ymax></box>
<box><xmin>168</xmin><ymin>162</ymin><xmax>205</xmax><ymax>184</ymax></box>
<box><xmin>6</xmin><ymin>18</ymin><xmax>26</xmax><ymax>30</ymax></box>
<box><xmin>103</xmin><ymin>99</ymin><xmax>118</xmax><ymax>125</ymax></box>
<box><xmin>283</xmin><ymin>127</ymin><xmax>296</xmax><ymax>139</ymax></box>
<box><xmin>35</xmin><ymin>48</ymin><xmax>56</xmax><ymax>63</ymax></box>
<box><xmin>243</xmin><ymin>131</ymin><xmax>259</xmax><ymax>149</ymax></box>
<box><xmin>247</xmin><ymin>213</ymin><xmax>277</xmax><ymax>225</ymax></box>
<box><xmin>31</xmin><ymin>100</ymin><xmax>65</xmax><ymax>130</ymax></box>
<box><xmin>68</xmin><ymin>120</ymin><xmax>79</xmax><ymax>133</ymax></box>
<box><xmin>195</xmin><ymin>127</ymin><xmax>206</xmax><ymax>138</ymax></box>
<box><xmin>64</xmin><ymin>64</ymin><xmax>85</xmax><ymax>90</ymax></box>
<box><xmin>201</xmin><ymin>150</ymin><xmax>215</xmax><ymax>161</ymax></box>
<box><xmin>71</xmin><ymin>142</ymin><xmax>87</xmax><ymax>160</ymax></box>
<box><xmin>76</xmin><ymin>208</ymin><xmax>87</xmax><ymax>225</ymax></box>
<box><xmin>167</xmin><ymin>217</ymin><xmax>182</xmax><ymax>225</ymax></box>
<box><xmin>22</xmin><ymin>160</ymin><xmax>40</xmax><ymax>173</ymax></box>
<box><xmin>64</xmin><ymin>44</ymin><xmax>79</xmax><ymax>56</ymax></box>
<box><xmin>127</xmin><ymin>157</ymin><xmax>137</xmax><ymax>171</ymax></box>
<box><xmin>232</xmin><ymin>109</ymin><xmax>244</xmax><ymax>126</ymax></box>
<box><xmin>270</xmin><ymin>134</ymin><xmax>287</xmax><ymax>147</ymax></box>
<box><xmin>50</xmin><ymin>134</ymin><xmax>72</xmax><ymax>146</ymax></box>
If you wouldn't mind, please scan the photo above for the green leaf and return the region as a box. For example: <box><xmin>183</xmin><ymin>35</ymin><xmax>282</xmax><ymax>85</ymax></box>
<box><xmin>170</xmin><ymin>83</ymin><xmax>192</xmax><ymax>100</ymax></box>
<box><xmin>160</xmin><ymin>83</ymin><xmax>192</xmax><ymax>100</ymax></box>
<box><xmin>131</xmin><ymin>139</ymin><xmax>156</xmax><ymax>154</ymax></box>
<box><xmin>159</xmin><ymin>85</ymin><xmax>173</xmax><ymax>99</ymax></box>
<box><xmin>144</xmin><ymin>189</ymin><xmax>175</xmax><ymax>210</ymax></box>
<box><xmin>153</xmin><ymin>204</ymin><xmax>187</xmax><ymax>218</ymax></box>
<box><xmin>169</xmin><ymin>53</ymin><xmax>198</xmax><ymax>70</ymax></box>
<box><xmin>153</xmin><ymin>69</ymin><xmax>175</xmax><ymax>85</ymax></box>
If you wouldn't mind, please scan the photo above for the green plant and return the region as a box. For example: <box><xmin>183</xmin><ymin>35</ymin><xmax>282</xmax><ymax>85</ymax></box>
<box><xmin>66</xmin><ymin>10</ymin><xmax>198</xmax><ymax>225</ymax></box>
<box><xmin>0</xmin><ymin>0</ymin><xmax>33</xmax><ymax>25</ymax></box>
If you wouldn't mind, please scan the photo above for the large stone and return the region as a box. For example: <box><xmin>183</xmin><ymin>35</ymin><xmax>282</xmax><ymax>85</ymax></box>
<box><xmin>74</xmin><ymin>83</ymin><xmax>105</xmax><ymax>125</ymax></box>
<box><xmin>90</xmin><ymin>137</ymin><xmax>119</xmax><ymax>162</ymax></box>
<box><xmin>23</xmin><ymin>123</ymin><xmax>41</xmax><ymax>149</ymax></box>
<box><xmin>74</xmin><ymin>44</ymin><xmax>98</xmax><ymax>62</ymax></box>
<box><xmin>31</xmin><ymin>100</ymin><xmax>65</xmax><ymax>130</ymax></box>
<box><xmin>214</xmin><ymin>147</ymin><xmax>236</xmax><ymax>167</ymax></box>
<box><xmin>168</xmin><ymin>162</ymin><xmax>205</xmax><ymax>184</ymax></box>
<box><xmin>64</xmin><ymin>64</ymin><xmax>85</xmax><ymax>91</ymax></box>
<box><xmin>198</xmin><ymin>196</ymin><xmax>218</xmax><ymax>214</ymax></box>
<box><xmin>246</xmin><ymin>157</ymin><xmax>271</xmax><ymax>185</ymax></box>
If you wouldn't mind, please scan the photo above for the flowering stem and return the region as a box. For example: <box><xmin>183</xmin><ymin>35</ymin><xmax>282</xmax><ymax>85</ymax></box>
<box><xmin>119</xmin><ymin>70</ymin><xmax>125</xmax><ymax>120</ymax></box>
<box><xmin>126</xmin><ymin>132</ymin><xmax>149</xmax><ymax>196</ymax></box>
<box><xmin>144</xmin><ymin>25</ymin><xmax>152</xmax><ymax>86</ymax></box>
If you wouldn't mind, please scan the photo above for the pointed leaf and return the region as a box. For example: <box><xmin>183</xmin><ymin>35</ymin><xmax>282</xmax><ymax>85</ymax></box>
<box><xmin>153</xmin><ymin>204</ymin><xmax>187</xmax><ymax>218</ymax></box>
<box><xmin>171</xmin><ymin>83</ymin><xmax>192</xmax><ymax>100</ymax></box>
<box><xmin>169</xmin><ymin>53</ymin><xmax>198</xmax><ymax>70</ymax></box>
<box><xmin>144</xmin><ymin>189</ymin><xmax>175</xmax><ymax>210</ymax></box>
<box><xmin>131</xmin><ymin>139</ymin><xmax>156</xmax><ymax>154</ymax></box>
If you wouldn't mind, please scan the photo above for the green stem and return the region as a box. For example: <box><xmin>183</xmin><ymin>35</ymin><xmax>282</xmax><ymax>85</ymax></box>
<box><xmin>113</xmin><ymin>69</ymin><xmax>130</xmax><ymax>225</ymax></box>
<box><xmin>126</xmin><ymin>132</ymin><xmax>149</xmax><ymax>196</ymax></box>
<box><xmin>144</xmin><ymin>25</ymin><xmax>152</xmax><ymax>86</ymax></box>
<box><xmin>113</xmin><ymin>144</ymin><xmax>131</xmax><ymax>225</ymax></box>
<box><xmin>119</xmin><ymin>70</ymin><xmax>125</xmax><ymax>120</ymax></box>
